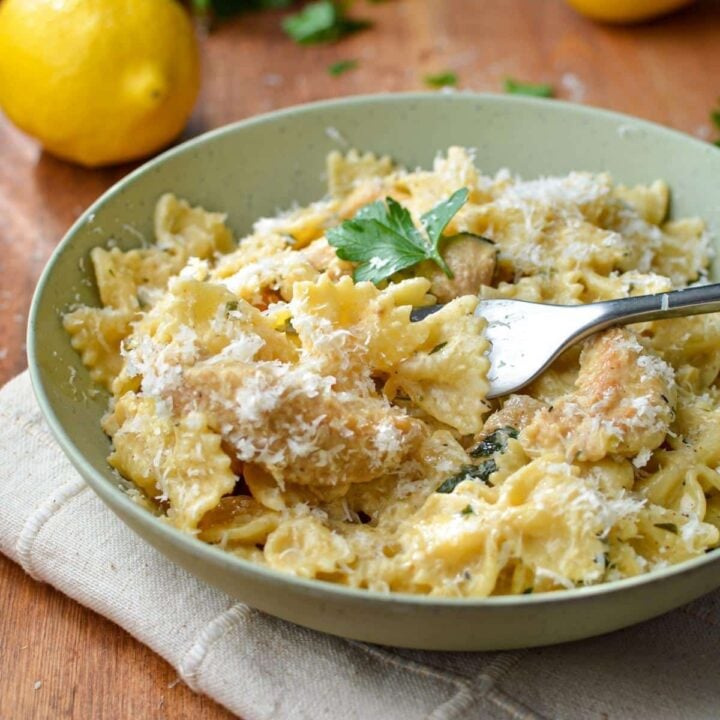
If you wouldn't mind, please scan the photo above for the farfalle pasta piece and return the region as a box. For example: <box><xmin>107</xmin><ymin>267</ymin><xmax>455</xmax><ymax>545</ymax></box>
<box><xmin>395</xmin><ymin>147</ymin><xmax>483</xmax><ymax>219</ymax></box>
<box><xmin>118</xmin><ymin>276</ymin><xmax>297</xmax><ymax>399</ymax></box>
<box><xmin>613</xmin><ymin>180</ymin><xmax>669</xmax><ymax>225</ymax></box>
<box><xmin>154</xmin><ymin>193</ymin><xmax>234</xmax><ymax>257</ymax></box>
<box><xmin>386</xmin><ymin>296</ymin><xmax>490</xmax><ymax>435</ymax></box>
<box><xmin>289</xmin><ymin>274</ymin><xmax>433</xmax><ymax>387</ymax></box>
<box><xmin>327</xmin><ymin>149</ymin><xmax>394</xmax><ymax>198</ymax></box>
<box><xmin>105</xmin><ymin>393</ymin><xmax>236</xmax><ymax>532</ymax></box>
<box><xmin>396</xmin><ymin>456</ymin><xmax>643</xmax><ymax>596</ymax></box>
<box><xmin>216</xmin><ymin>249</ymin><xmax>319</xmax><ymax>307</ymax></box>
<box><xmin>264</xmin><ymin>516</ymin><xmax>356</xmax><ymax>578</ymax></box>
<box><xmin>91</xmin><ymin>246</ymin><xmax>185</xmax><ymax>311</ymax></box>
<box><xmin>212</xmin><ymin>234</ymin><xmax>291</xmax><ymax>279</ymax></box>
<box><xmin>638</xmin><ymin>312</ymin><xmax>720</xmax><ymax>393</ymax></box>
<box><xmin>652</xmin><ymin>218</ymin><xmax>710</xmax><ymax>286</ymax></box>
<box><xmin>63</xmin><ymin>306</ymin><xmax>136</xmax><ymax>389</ymax></box>
<box><xmin>90</xmin><ymin>194</ymin><xmax>234</xmax><ymax>313</ymax></box>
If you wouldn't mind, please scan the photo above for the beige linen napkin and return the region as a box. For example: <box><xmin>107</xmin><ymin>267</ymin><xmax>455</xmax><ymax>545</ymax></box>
<box><xmin>1</xmin><ymin>371</ymin><xmax>719</xmax><ymax>720</ymax></box>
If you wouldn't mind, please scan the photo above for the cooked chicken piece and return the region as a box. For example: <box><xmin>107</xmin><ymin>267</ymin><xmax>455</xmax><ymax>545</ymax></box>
<box><xmin>522</xmin><ymin>328</ymin><xmax>676</xmax><ymax>462</ymax></box>
<box><xmin>301</xmin><ymin>238</ymin><xmax>353</xmax><ymax>281</ymax></box>
<box><xmin>482</xmin><ymin>394</ymin><xmax>546</xmax><ymax>436</ymax></box>
<box><xmin>416</xmin><ymin>234</ymin><xmax>497</xmax><ymax>303</ymax></box>
<box><xmin>176</xmin><ymin>360</ymin><xmax>426</xmax><ymax>487</ymax></box>
<box><xmin>338</xmin><ymin>183</ymin><xmax>388</xmax><ymax>219</ymax></box>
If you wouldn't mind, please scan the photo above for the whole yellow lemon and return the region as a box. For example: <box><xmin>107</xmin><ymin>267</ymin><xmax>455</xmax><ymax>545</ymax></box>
<box><xmin>566</xmin><ymin>0</ymin><xmax>694</xmax><ymax>23</ymax></box>
<box><xmin>0</xmin><ymin>0</ymin><xmax>201</xmax><ymax>167</ymax></box>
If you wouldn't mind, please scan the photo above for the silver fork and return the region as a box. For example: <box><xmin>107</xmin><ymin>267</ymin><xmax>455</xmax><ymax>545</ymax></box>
<box><xmin>411</xmin><ymin>283</ymin><xmax>720</xmax><ymax>399</ymax></box>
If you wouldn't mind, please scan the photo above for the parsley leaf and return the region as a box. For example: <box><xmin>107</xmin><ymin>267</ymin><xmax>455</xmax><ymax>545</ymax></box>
<box><xmin>420</xmin><ymin>189</ymin><xmax>468</xmax><ymax>259</ymax></box>
<box><xmin>424</xmin><ymin>71</ymin><xmax>458</xmax><ymax>88</ymax></box>
<box><xmin>654</xmin><ymin>522</ymin><xmax>679</xmax><ymax>534</ymax></box>
<box><xmin>504</xmin><ymin>77</ymin><xmax>554</xmax><ymax>98</ymax></box>
<box><xmin>326</xmin><ymin>189</ymin><xmax>469</xmax><ymax>284</ymax></box>
<box><xmin>328</xmin><ymin>59</ymin><xmax>358</xmax><ymax>76</ymax></box>
<box><xmin>326</xmin><ymin>218</ymin><xmax>428</xmax><ymax>282</ymax></box>
<box><xmin>283</xmin><ymin>1</ymin><xmax>371</xmax><ymax>44</ymax></box>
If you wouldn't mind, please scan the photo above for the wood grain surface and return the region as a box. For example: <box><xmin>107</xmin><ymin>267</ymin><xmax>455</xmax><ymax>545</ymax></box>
<box><xmin>1</xmin><ymin>0</ymin><xmax>719</xmax><ymax>717</ymax></box>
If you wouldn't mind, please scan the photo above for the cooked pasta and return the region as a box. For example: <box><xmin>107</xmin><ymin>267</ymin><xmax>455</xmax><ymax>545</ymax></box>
<box><xmin>64</xmin><ymin>147</ymin><xmax>720</xmax><ymax>596</ymax></box>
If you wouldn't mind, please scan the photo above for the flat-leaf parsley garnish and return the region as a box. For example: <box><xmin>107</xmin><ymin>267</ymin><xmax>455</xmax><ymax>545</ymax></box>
<box><xmin>436</xmin><ymin>459</ymin><xmax>497</xmax><ymax>494</ymax></box>
<box><xmin>326</xmin><ymin>188</ymin><xmax>469</xmax><ymax>284</ymax></box>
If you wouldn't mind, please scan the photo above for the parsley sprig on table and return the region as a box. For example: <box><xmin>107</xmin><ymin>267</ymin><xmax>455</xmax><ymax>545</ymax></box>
<box><xmin>283</xmin><ymin>1</ymin><xmax>371</xmax><ymax>44</ymax></box>
<box><xmin>504</xmin><ymin>77</ymin><xmax>554</xmax><ymax>98</ymax></box>
<box><xmin>326</xmin><ymin>188</ymin><xmax>469</xmax><ymax>284</ymax></box>
<box><xmin>328</xmin><ymin>58</ymin><xmax>358</xmax><ymax>76</ymax></box>
<box><xmin>424</xmin><ymin>71</ymin><xmax>458</xmax><ymax>88</ymax></box>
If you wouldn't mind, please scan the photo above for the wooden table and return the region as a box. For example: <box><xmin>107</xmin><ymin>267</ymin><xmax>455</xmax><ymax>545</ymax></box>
<box><xmin>1</xmin><ymin>0</ymin><xmax>719</xmax><ymax>716</ymax></box>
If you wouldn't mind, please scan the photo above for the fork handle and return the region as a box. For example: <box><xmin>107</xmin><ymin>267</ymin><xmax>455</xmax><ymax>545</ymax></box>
<box><xmin>581</xmin><ymin>283</ymin><xmax>720</xmax><ymax>335</ymax></box>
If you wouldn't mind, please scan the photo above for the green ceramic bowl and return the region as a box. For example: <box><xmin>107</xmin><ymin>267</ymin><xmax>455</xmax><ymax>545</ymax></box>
<box><xmin>28</xmin><ymin>93</ymin><xmax>720</xmax><ymax>651</ymax></box>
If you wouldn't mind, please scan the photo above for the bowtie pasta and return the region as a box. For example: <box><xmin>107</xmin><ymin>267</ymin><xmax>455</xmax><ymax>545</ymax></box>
<box><xmin>65</xmin><ymin>147</ymin><xmax>720</xmax><ymax>596</ymax></box>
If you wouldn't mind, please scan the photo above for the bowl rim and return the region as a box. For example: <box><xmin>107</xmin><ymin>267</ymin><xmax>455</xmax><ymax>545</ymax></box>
<box><xmin>27</xmin><ymin>90</ymin><xmax>720</xmax><ymax>609</ymax></box>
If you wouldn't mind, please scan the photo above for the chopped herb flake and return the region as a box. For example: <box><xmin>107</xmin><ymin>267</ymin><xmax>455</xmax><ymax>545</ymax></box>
<box><xmin>429</xmin><ymin>341</ymin><xmax>448</xmax><ymax>355</ymax></box>
<box><xmin>424</xmin><ymin>71</ymin><xmax>458</xmax><ymax>88</ymax></box>
<box><xmin>436</xmin><ymin>459</ymin><xmax>497</xmax><ymax>493</ymax></box>
<box><xmin>328</xmin><ymin>59</ymin><xmax>358</xmax><ymax>76</ymax></box>
<box><xmin>461</xmin><ymin>504</ymin><xmax>474</xmax><ymax>516</ymax></box>
<box><xmin>711</xmin><ymin>108</ymin><xmax>720</xmax><ymax>130</ymax></box>
<box><xmin>654</xmin><ymin>522</ymin><xmax>678</xmax><ymax>534</ymax></box>
<box><xmin>470</xmin><ymin>426</ymin><xmax>519</xmax><ymax>457</ymax></box>
<box><xmin>327</xmin><ymin>189</ymin><xmax>469</xmax><ymax>285</ymax></box>
<box><xmin>522</xmin><ymin>587</ymin><xmax>534</xmax><ymax>594</ymax></box>
<box><xmin>282</xmin><ymin>1</ymin><xmax>371</xmax><ymax>44</ymax></box>
<box><xmin>504</xmin><ymin>77</ymin><xmax>554</xmax><ymax>98</ymax></box>
<box><xmin>225</xmin><ymin>300</ymin><xmax>239</xmax><ymax>317</ymax></box>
